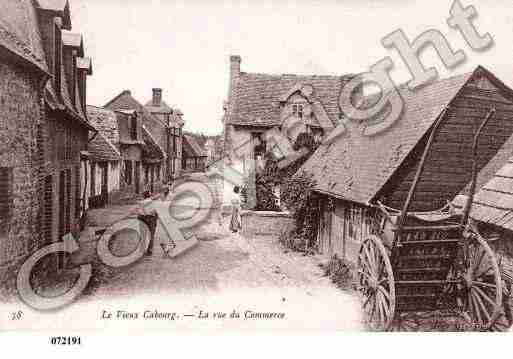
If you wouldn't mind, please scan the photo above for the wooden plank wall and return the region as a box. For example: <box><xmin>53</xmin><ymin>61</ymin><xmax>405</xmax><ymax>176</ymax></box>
<box><xmin>381</xmin><ymin>74</ymin><xmax>513</xmax><ymax>212</ymax></box>
<box><xmin>317</xmin><ymin>198</ymin><xmax>380</xmax><ymax>263</ymax></box>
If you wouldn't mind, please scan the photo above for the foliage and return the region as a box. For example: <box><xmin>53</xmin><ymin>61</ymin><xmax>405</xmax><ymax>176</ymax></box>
<box><xmin>243</xmin><ymin>131</ymin><xmax>319</xmax><ymax>215</ymax></box>
<box><xmin>293</xmin><ymin>132</ymin><xmax>318</xmax><ymax>152</ymax></box>
<box><xmin>241</xmin><ymin>153</ymin><xmax>280</xmax><ymax>211</ymax></box>
<box><xmin>280</xmin><ymin>170</ymin><xmax>320</xmax><ymax>252</ymax></box>
<box><xmin>320</xmin><ymin>254</ymin><xmax>355</xmax><ymax>290</ymax></box>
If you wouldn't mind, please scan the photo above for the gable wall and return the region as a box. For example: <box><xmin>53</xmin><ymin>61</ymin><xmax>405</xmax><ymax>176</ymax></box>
<box><xmin>380</xmin><ymin>75</ymin><xmax>513</xmax><ymax>212</ymax></box>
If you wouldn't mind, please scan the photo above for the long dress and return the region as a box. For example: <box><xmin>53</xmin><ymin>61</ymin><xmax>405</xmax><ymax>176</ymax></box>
<box><xmin>229</xmin><ymin>198</ymin><xmax>242</xmax><ymax>233</ymax></box>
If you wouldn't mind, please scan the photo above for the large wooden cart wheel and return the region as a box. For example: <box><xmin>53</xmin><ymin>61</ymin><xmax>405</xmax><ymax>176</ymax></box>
<box><xmin>357</xmin><ymin>235</ymin><xmax>396</xmax><ymax>331</ymax></box>
<box><xmin>462</xmin><ymin>234</ymin><xmax>503</xmax><ymax>331</ymax></box>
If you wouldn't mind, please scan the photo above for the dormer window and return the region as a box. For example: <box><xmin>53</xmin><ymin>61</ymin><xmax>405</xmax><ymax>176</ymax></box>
<box><xmin>292</xmin><ymin>104</ymin><xmax>304</xmax><ymax>119</ymax></box>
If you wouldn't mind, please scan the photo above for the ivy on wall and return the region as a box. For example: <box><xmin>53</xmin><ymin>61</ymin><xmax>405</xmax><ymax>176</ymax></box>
<box><xmin>242</xmin><ymin>132</ymin><xmax>324</xmax><ymax>251</ymax></box>
<box><xmin>281</xmin><ymin>170</ymin><xmax>321</xmax><ymax>252</ymax></box>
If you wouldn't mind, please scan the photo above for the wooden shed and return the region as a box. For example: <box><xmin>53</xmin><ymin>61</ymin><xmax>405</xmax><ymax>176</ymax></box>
<box><xmin>453</xmin><ymin>133</ymin><xmax>513</xmax><ymax>284</ymax></box>
<box><xmin>299</xmin><ymin>66</ymin><xmax>513</xmax><ymax>263</ymax></box>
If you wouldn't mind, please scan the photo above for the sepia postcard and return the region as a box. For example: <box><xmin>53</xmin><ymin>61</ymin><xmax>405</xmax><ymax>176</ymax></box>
<box><xmin>0</xmin><ymin>0</ymin><xmax>513</xmax><ymax>351</ymax></box>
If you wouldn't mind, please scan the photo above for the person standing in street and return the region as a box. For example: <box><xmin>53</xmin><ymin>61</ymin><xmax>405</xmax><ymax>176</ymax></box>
<box><xmin>136</xmin><ymin>190</ymin><xmax>159</xmax><ymax>256</ymax></box>
<box><xmin>229</xmin><ymin>186</ymin><xmax>242</xmax><ymax>233</ymax></box>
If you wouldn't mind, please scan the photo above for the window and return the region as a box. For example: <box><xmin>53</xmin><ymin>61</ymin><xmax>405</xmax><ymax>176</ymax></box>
<box><xmin>251</xmin><ymin>132</ymin><xmax>266</xmax><ymax>159</ymax></box>
<box><xmin>156</xmin><ymin>164</ymin><xmax>161</xmax><ymax>181</ymax></box>
<box><xmin>0</xmin><ymin>168</ymin><xmax>13</xmax><ymax>235</ymax></box>
<box><xmin>124</xmin><ymin>160</ymin><xmax>132</xmax><ymax>185</ymax></box>
<box><xmin>292</xmin><ymin>104</ymin><xmax>304</xmax><ymax>119</ymax></box>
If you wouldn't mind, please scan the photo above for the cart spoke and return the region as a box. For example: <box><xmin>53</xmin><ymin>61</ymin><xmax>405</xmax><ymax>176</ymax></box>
<box><xmin>377</xmin><ymin>285</ymin><xmax>391</xmax><ymax>303</ymax></box>
<box><xmin>472</xmin><ymin>288</ymin><xmax>492</xmax><ymax>323</ymax></box>
<box><xmin>364</xmin><ymin>244</ymin><xmax>377</xmax><ymax>274</ymax></box>
<box><xmin>358</xmin><ymin>236</ymin><xmax>395</xmax><ymax>331</ymax></box>
<box><xmin>471</xmin><ymin>247</ymin><xmax>485</xmax><ymax>275</ymax></box>
<box><xmin>471</xmin><ymin>293</ymin><xmax>483</xmax><ymax>325</ymax></box>
<box><xmin>475</xmin><ymin>265</ymin><xmax>494</xmax><ymax>278</ymax></box>
<box><xmin>472</xmin><ymin>285</ymin><xmax>496</xmax><ymax>309</ymax></box>
<box><xmin>379</xmin><ymin>291</ymin><xmax>391</xmax><ymax>321</ymax></box>
<box><xmin>472</xmin><ymin>281</ymin><xmax>496</xmax><ymax>290</ymax></box>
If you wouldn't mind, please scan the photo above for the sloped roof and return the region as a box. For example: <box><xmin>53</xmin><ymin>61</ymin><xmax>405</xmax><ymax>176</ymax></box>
<box><xmin>42</xmin><ymin>54</ymin><xmax>91</xmax><ymax>127</ymax></box>
<box><xmin>300</xmin><ymin>71</ymin><xmax>474</xmax><ymax>205</ymax></box>
<box><xmin>453</xmin><ymin>134</ymin><xmax>513</xmax><ymax>231</ymax></box>
<box><xmin>227</xmin><ymin>72</ymin><xmax>354</xmax><ymax>127</ymax></box>
<box><xmin>142</xmin><ymin>126</ymin><xmax>165</xmax><ymax>160</ymax></box>
<box><xmin>89</xmin><ymin>132</ymin><xmax>121</xmax><ymax>162</ymax></box>
<box><xmin>183</xmin><ymin>134</ymin><xmax>207</xmax><ymax>157</ymax></box>
<box><xmin>183</xmin><ymin>131</ymin><xmax>208</xmax><ymax>148</ymax></box>
<box><xmin>87</xmin><ymin>106</ymin><xmax>120</xmax><ymax>145</ymax></box>
<box><xmin>145</xmin><ymin>99</ymin><xmax>173</xmax><ymax>114</ymax></box>
<box><xmin>105</xmin><ymin>90</ymin><xmax>164</xmax><ymax>129</ymax></box>
<box><xmin>0</xmin><ymin>0</ymin><xmax>48</xmax><ymax>73</ymax></box>
<box><xmin>35</xmin><ymin>0</ymin><xmax>71</xmax><ymax>29</ymax></box>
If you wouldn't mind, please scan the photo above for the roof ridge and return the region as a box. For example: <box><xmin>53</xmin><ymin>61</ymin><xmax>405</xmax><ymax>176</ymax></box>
<box><xmin>241</xmin><ymin>71</ymin><xmax>355</xmax><ymax>79</ymax></box>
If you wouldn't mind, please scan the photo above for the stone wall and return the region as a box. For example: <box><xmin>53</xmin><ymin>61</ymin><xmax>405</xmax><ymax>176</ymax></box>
<box><xmin>241</xmin><ymin>210</ymin><xmax>293</xmax><ymax>237</ymax></box>
<box><xmin>41</xmin><ymin>111</ymin><xmax>89</xmax><ymax>243</ymax></box>
<box><xmin>0</xmin><ymin>61</ymin><xmax>45</xmax><ymax>266</ymax></box>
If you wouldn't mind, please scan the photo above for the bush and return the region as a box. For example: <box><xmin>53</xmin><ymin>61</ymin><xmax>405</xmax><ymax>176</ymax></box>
<box><xmin>280</xmin><ymin>170</ymin><xmax>320</xmax><ymax>252</ymax></box>
<box><xmin>241</xmin><ymin>154</ymin><xmax>281</xmax><ymax>211</ymax></box>
<box><xmin>293</xmin><ymin>132</ymin><xmax>318</xmax><ymax>152</ymax></box>
<box><xmin>321</xmin><ymin>254</ymin><xmax>355</xmax><ymax>290</ymax></box>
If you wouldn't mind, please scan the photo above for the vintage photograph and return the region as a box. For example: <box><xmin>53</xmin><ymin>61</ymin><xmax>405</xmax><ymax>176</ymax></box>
<box><xmin>0</xmin><ymin>0</ymin><xmax>513</xmax><ymax>334</ymax></box>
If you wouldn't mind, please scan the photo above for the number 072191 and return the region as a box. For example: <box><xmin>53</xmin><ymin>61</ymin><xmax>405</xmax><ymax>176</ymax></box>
<box><xmin>50</xmin><ymin>337</ymin><xmax>82</xmax><ymax>345</ymax></box>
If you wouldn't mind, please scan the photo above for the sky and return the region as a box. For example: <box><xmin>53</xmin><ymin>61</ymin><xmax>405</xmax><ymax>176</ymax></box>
<box><xmin>70</xmin><ymin>0</ymin><xmax>513</xmax><ymax>135</ymax></box>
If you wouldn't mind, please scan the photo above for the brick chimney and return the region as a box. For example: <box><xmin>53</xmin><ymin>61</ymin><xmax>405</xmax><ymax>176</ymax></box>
<box><xmin>230</xmin><ymin>55</ymin><xmax>241</xmax><ymax>84</ymax></box>
<box><xmin>152</xmin><ymin>88</ymin><xmax>163</xmax><ymax>106</ymax></box>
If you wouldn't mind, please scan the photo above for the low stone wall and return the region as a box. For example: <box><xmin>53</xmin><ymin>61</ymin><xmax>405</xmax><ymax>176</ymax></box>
<box><xmin>241</xmin><ymin>210</ymin><xmax>293</xmax><ymax>237</ymax></box>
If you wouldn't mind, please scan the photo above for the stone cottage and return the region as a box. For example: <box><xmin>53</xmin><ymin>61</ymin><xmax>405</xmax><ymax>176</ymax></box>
<box><xmin>87</xmin><ymin>131</ymin><xmax>122</xmax><ymax>209</ymax></box>
<box><xmin>0</xmin><ymin>0</ymin><xmax>94</xmax><ymax>285</ymax></box>
<box><xmin>222</xmin><ymin>54</ymin><xmax>354</xmax><ymax>204</ymax></box>
<box><xmin>87</xmin><ymin>105</ymin><xmax>146</xmax><ymax>200</ymax></box>
<box><xmin>104</xmin><ymin>90</ymin><xmax>170</xmax><ymax>189</ymax></box>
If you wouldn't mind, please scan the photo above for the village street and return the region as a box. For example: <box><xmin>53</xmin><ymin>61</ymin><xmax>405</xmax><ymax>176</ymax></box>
<box><xmin>57</xmin><ymin>174</ymin><xmax>364</xmax><ymax>331</ymax></box>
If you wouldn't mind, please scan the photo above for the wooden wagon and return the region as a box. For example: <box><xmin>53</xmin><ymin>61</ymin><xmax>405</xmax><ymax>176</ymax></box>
<box><xmin>357</xmin><ymin>108</ymin><xmax>512</xmax><ymax>331</ymax></box>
